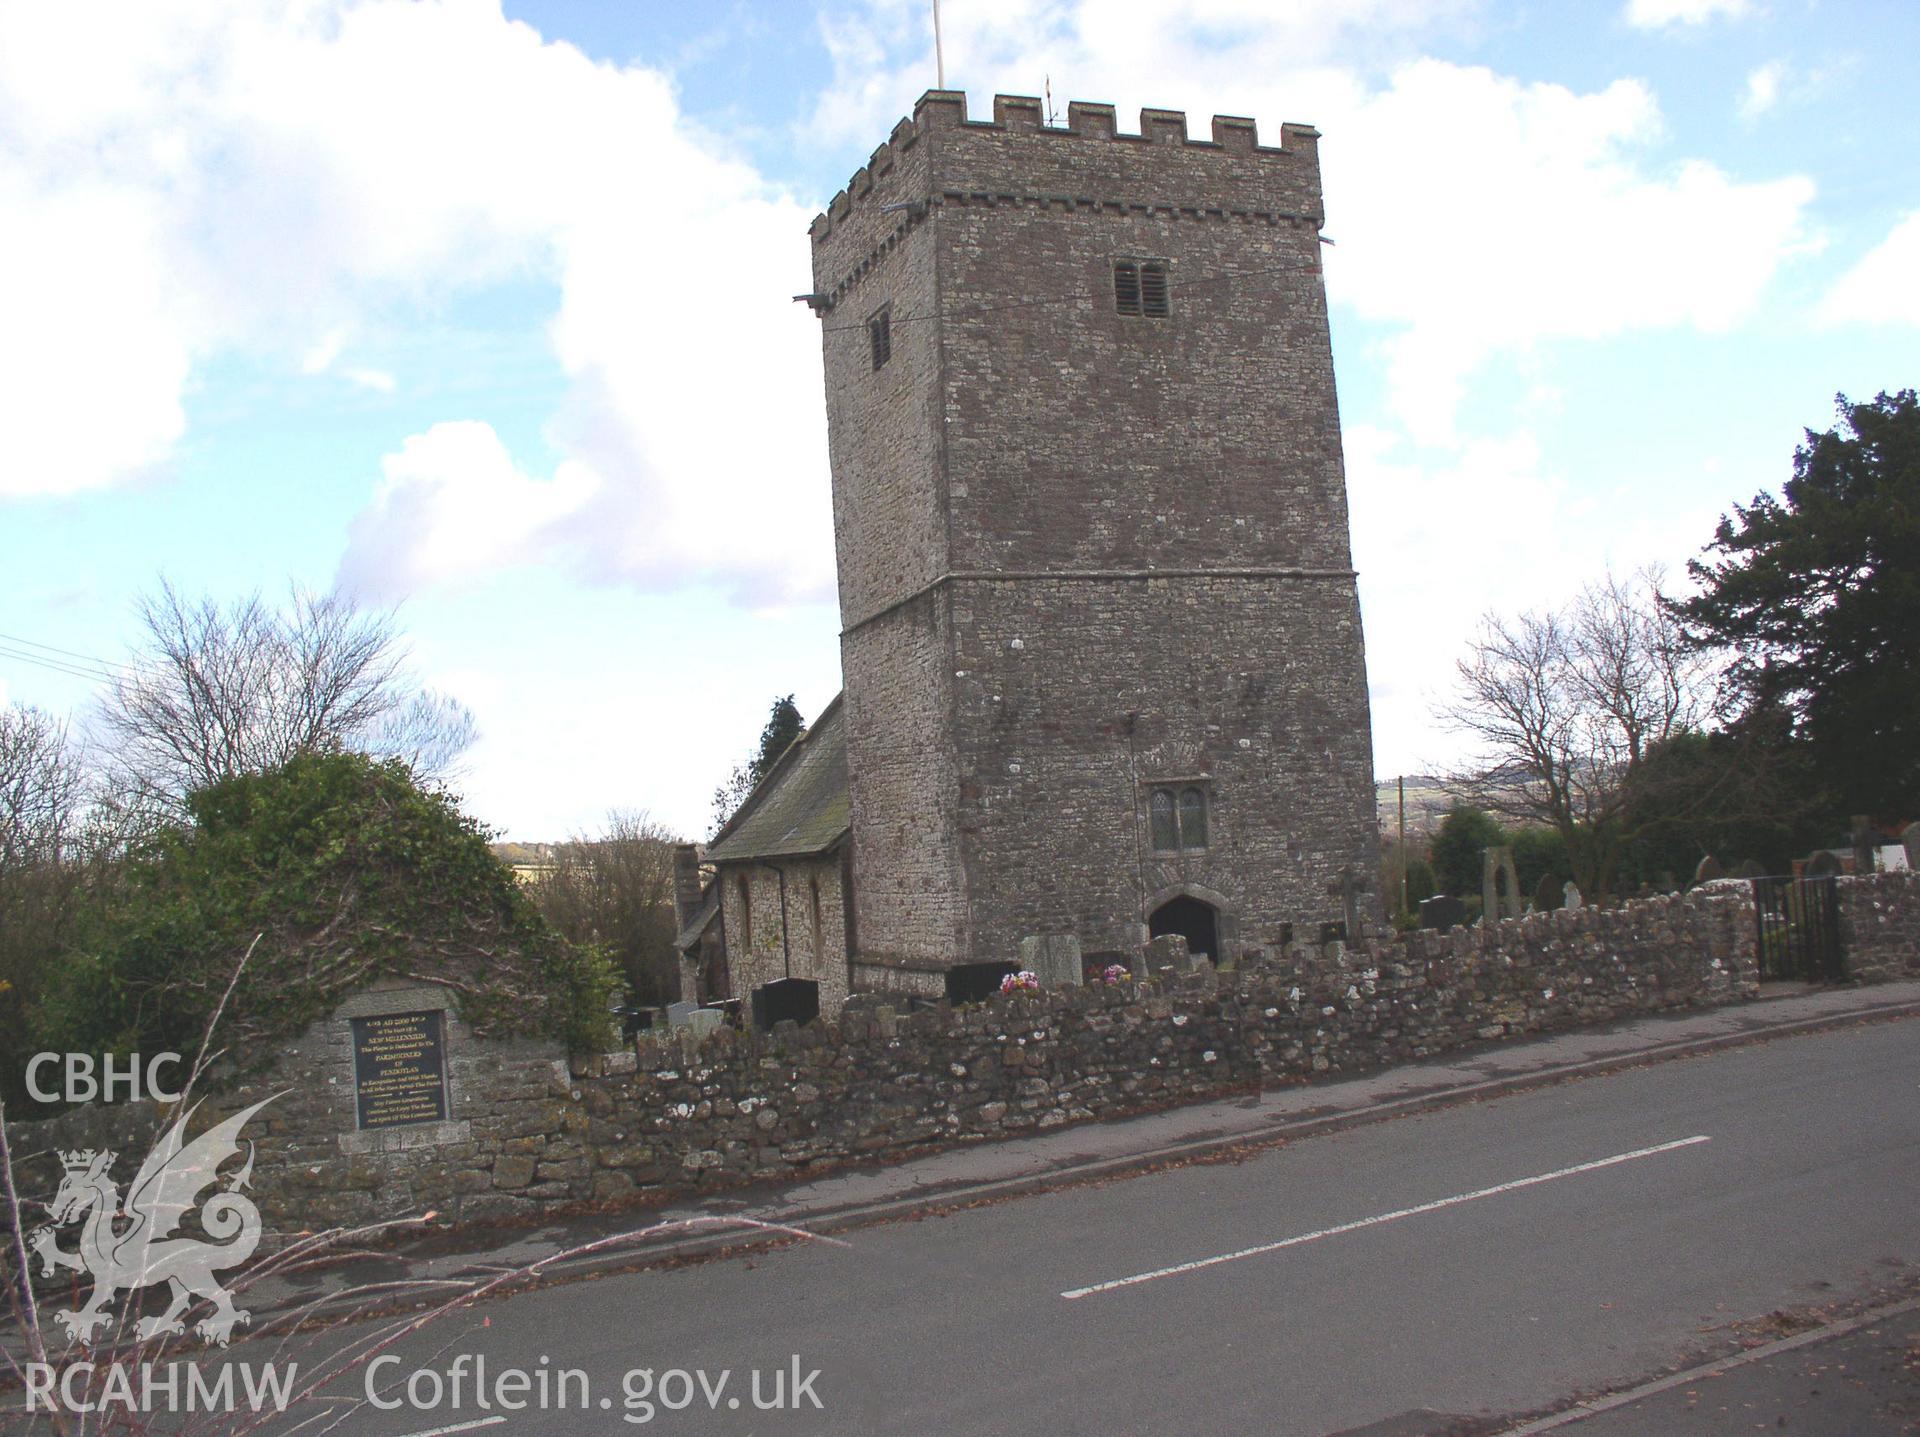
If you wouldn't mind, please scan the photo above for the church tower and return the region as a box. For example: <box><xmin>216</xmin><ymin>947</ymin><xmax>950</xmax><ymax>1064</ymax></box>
<box><xmin>808</xmin><ymin>91</ymin><xmax>1378</xmax><ymax>996</ymax></box>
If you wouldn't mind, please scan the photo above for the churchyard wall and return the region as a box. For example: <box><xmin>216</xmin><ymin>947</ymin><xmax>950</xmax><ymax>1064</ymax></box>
<box><xmin>14</xmin><ymin>876</ymin><xmax>1918</xmax><ymax>1242</ymax></box>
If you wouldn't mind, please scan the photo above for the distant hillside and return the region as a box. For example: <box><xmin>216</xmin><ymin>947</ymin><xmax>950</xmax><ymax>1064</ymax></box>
<box><xmin>491</xmin><ymin>841</ymin><xmax>556</xmax><ymax>868</ymax></box>
<box><xmin>1376</xmin><ymin>772</ymin><xmax>1534</xmax><ymax>840</ymax></box>
<box><xmin>1375</xmin><ymin>776</ymin><xmax>1455</xmax><ymax>838</ymax></box>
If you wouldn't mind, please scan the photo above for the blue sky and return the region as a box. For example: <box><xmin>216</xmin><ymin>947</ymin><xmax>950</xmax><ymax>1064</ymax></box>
<box><xmin>2</xmin><ymin>0</ymin><xmax>1915</xmax><ymax>841</ymax></box>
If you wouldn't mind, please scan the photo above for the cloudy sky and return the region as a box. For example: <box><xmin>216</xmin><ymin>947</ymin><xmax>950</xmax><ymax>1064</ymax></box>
<box><xmin>2</xmin><ymin>0</ymin><xmax>1914</xmax><ymax>841</ymax></box>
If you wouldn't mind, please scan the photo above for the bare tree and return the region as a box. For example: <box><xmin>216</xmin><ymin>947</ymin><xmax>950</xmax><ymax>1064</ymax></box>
<box><xmin>0</xmin><ymin>707</ymin><xmax>92</xmax><ymax>1103</ymax></box>
<box><xmin>0</xmin><ymin>705</ymin><xmax>82</xmax><ymax>874</ymax></box>
<box><xmin>96</xmin><ymin>581</ymin><xmax>475</xmax><ymax>808</ymax></box>
<box><xmin>1439</xmin><ymin>570</ymin><xmax>1720</xmax><ymax>900</ymax></box>
<box><xmin>527</xmin><ymin>809</ymin><xmax>682</xmax><ymax>1007</ymax></box>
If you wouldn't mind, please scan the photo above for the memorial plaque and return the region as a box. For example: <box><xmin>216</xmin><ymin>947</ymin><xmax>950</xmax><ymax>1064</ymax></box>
<box><xmin>350</xmin><ymin>1010</ymin><xmax>449</xmax><ymax>1130</ymax></box>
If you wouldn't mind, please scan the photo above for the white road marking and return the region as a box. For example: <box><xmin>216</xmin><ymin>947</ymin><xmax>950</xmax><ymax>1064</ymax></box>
<box><xmin>392</xmin><ymin>1418</ymin><xmax>507</xmax><ymax>1437</ymax></box>
<box><xmin>1060</xmin><ymin>1134</ymin><xmax>1712</xmax><ymax>1300</ymax></box>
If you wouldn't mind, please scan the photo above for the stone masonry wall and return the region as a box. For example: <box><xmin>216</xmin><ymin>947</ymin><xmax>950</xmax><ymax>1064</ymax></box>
<box><xmin>15</xmin><ymin>881</ymin><xmax>1838</xmax><ymax>1241</ymax></box>
<box><xmin>716</xmin><ymin>853</ymin><xmax>852</xmax><ymax>1011</ymax></box>
<box><xmin>812</xmin><ymin>91</ymin><xmax>1379</xmax><ymax>984</ymax></box>
<box><xmin>950</xmin><ymin>573</ymin><xmax>1377</xmax><ymax>964</ymax></box>
<box><xmin>1836</xmin><ymin>871</ymin><xmax>1920</xmax><ymax>980</ymax></box>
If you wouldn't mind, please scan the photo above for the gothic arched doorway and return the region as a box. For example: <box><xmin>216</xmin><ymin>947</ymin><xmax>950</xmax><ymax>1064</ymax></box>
<box><xmin>1149</xmin><ymin>895</ymin><xmax>1219</xmax><ymax>960</ymax></box>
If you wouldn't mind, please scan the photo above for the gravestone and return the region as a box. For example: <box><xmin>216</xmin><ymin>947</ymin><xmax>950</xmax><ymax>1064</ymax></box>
<box><xmin>666</xmin><ymin>1000</ymin><xmax>699</xmax><ymax>1029</ymax></box>
<box><xmin>1418</xmin><ymin>894</ymin><xmax>1467</xmax><ymax>932</ymax></box>
<box><xmin>683</xmin><ymin>1008</ymin><xmax>725</xmax><ymax>1038</ymax></box>
<box><xmin>1884</xmin><ymin>844</ymin><xmax>1911</xmax><ymax>874</ymax></box>
<box><xmin>1851</xmin><ymin>815</ymin><xmax>1877</xmax><ymax>876</ymax></box>
<box><xmin>1482</xmin><ymin>846</ymin><xmax>1523</xmax><ymax>922</ymax></box>
<box><xmin>1018</xmin><ymin>934</ymin><xmax>1084</xmax><ymax>988</ymax></box>
<box><xmin>1733</xmin><ymin>858</ymin><xmax>1769</xmax><ymax>879</ymax></box>
<box><xmin>1694</xmin><ymin>855</ymin><xmax>1725</xmax><ymax>883</ymax></box>
<box><xmin>1327</xmin><ymin>867</ymin><xmax>1369</xmax><ymax>940</ymax></box>
<box><xmin>1562</xmin><ymin>881</ymin><xmax>1583</xmax><ymax>910</ymax></box>
<box><xmin>1531</xmin><ymin>873</ymin><xmax>1561</xmax><ymax>913</ymax></box>
<box><xmin>1904</xmin><ymin>822</ymin><xmax>1920</xmax><ymax>871</ymax></box>
<box><xmin>1805</xmin><ymin>850</ymin><xmax>1843</xmax><ymax>878</ymax></box>
<box><xmin>1142</xmin><ymin>933</ymin><xmax>1191</xmax><ymax>974</ymax></box>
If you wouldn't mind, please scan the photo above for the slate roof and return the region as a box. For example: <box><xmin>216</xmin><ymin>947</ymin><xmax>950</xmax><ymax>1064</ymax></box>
<box><xmin>673</xmin><ymin>887</ymin><xmax>721</xmax><ymax>952</ymax></box>
<box><xmin>704</xmin><ymin>693</ymin><xmax>849</xmax><ymax>864</ymax></box>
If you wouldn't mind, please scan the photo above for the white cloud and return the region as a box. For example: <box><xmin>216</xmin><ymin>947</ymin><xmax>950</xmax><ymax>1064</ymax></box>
<box><xmin>0</xmin><ymin>170</ymin><xmax>191</xmax><ymax>496</ymax></box>
<box><xmin>809</xmin><ymin>9</ymin><xmax>1815</xmax><ymax>446</ymax></box>
<box><xmin>341</xmin><ymin>366</ymin><xmax>397</xmax><ymax>394</ymax></box>
<box><xmin>1624</xmin><ymin>0</ymin><xmax>1750</xmax><ymax>28</ymax></box>
<box><xmin>1329</xmin><ymin>62</ymin><xmax>1815</xmax><ymax>443</ymax></box>
<box><xmin>1345</xmin><ymin>424</ymin><xmax>1594</xmax><ymax>772</ymax></box>
<box><xmin>338</xmin><ymin>421</ymin><xmax>598</xmax><ymax>597</ymax></box>
<box><xmin>1739</xmin><ymin>60</ymin><xmax>1785</xmax><ymax>119</ymax></box>
<box><xmin>300</xmin><ymin>328</ymin><xmax>351</xmax><ymax>376</ymax></box>
<box><xmin>0</xmin><ymin>0</ymin><xmax>834</xmax><ymax>603</ymax></box>
<box><xmin>1819</xmin><ymin>212</ymin><xmax>1920</xmax><ymax>327</ymax></box>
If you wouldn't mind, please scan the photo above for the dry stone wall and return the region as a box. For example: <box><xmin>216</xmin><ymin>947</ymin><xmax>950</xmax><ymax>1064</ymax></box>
<box><xmin>18</xmin><ymin>878</ymin><xmax>1920</xmax><ymax>1243</ymax></box>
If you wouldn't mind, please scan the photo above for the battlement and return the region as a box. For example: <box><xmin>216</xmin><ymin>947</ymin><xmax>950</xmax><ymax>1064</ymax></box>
<box><xmin>809</xmin><ymin>89</ymin><xmax>1321</xmax><ymax>245</ymax></box>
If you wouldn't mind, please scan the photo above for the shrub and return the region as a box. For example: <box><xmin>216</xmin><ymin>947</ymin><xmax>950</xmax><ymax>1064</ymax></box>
<box><xmin>38</xmin><ymin>750</ymin><xmax>617</xmax><ymax>1070</ymax></box>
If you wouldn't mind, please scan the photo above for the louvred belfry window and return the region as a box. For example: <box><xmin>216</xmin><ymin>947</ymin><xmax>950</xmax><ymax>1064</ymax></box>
<box><xmin>1114</xmin><ymin>259</ymin><xmax>1170</xmax><ymax>318</ymax></box>
<box><xmin>1139</xmin><ymin>261</ymin><xmax>1169</xmax><ymax>316</ymax></box>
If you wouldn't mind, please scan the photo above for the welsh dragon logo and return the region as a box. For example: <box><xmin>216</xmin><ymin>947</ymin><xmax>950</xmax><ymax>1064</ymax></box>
<box><xmin>31</xmin><ymin>1095</ymin><xmax>278</xmax><ymax>1347</ymax></box>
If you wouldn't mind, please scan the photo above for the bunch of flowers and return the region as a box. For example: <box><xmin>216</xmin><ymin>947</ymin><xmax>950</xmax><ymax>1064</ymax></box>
<box><xmin>1100</xmin><ymin>963</ymin><xmax>1131</xmax><ymax>985</ymax></box>
<box><xmin>1000</xmin><ymin>969</ymin><xmax>1041</xmax><ymax>994</ymax></box>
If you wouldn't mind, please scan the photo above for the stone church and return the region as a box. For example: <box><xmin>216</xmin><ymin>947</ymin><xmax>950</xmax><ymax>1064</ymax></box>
<box><xmin>675</xmin><ymin>90</ymin><xmax>1378</xmax><ymax>1023</ymax></box>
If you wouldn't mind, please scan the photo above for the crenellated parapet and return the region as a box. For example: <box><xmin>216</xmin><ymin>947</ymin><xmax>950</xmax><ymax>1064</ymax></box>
<box><xmin>808</xmin><ymin>89</ymin><xmax>1322</xmax><ymax>251</ymax></box>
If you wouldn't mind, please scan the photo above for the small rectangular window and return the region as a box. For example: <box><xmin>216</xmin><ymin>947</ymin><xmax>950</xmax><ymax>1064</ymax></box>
<box><xmin>1114</xmin><ymin>259</ymin><xmax>1169</xmax><ymax>318</ymax></box>
<box><xmin>1148</xmin><ymin>784</ymin><xmax>1208</xmax><ymax>851</ymax></box>
<box><xmin>869</xmin><ymin>306</ymin><xmax>891</xmax><ymax>370</ymax></box>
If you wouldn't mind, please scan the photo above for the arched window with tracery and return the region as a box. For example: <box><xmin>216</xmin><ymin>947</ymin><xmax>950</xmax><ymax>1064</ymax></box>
<box><xmin>1179</xmin><ymin>787</ymin><xmax>1209</xmax><ymax>849</ymax></box>
<box><xmin>1150</xmin><ymin>789</ymin><xmax>1178</xmax><ymax>851</ymax></box>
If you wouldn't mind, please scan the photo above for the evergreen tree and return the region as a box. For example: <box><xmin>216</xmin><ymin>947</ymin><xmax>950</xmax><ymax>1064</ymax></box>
<box><xmin>709</xmin><ymin>695</ymin><xmax>805</xmax><ymax>835</ymax></box>
<box><xmin>1676</xmin><ymin>390</ymin><xmax>1920</xmax><ymax>817</ymax></box>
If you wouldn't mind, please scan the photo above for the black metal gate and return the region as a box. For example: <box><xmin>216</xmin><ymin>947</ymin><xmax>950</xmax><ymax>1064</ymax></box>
<box><xmin>1751</xmin><ymin>876</ymin><xmax>1845</xmax><ymax>983</ymax></box>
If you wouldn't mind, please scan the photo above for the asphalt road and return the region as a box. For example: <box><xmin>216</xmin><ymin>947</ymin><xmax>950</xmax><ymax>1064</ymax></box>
<box><xmin>21</xmin><ymin>1016</ymin><xmax>1920</xmax><ymax>1436</ymax></box>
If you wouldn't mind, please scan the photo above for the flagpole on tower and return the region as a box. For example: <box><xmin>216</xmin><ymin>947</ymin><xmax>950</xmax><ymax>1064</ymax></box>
<box><xmin>933</xmin><ymin>0</ymin><xmax>946</xmax><ymax>89</ymax></box>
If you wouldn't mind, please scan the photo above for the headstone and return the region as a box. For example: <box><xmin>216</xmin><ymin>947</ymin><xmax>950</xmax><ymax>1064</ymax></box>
<box><xmin>1904</xmin><ymin>822</ymin><xmax>1920</xmax><ymax>871</ymax></box>
<box><xmin>1850</xmin><ymin>815</ymin><xmax>1877</xmax><ymax>876</ymax></box>
<box><xmin>684</xmin><ymin>1008</ymin><xmax>724</xmax><ymax>1038</ymax></box>
<box><xmin>1482</xmin><ymin>846</ymin><xmax>1523</xmax><ymax>922</ymax></box>
<box><xmin>1327</xmin><ymin>867</ymin><xmax>1369</xmax><ymax>938</ymax></box>
<box><xmin>1562</xmin><ymin>880</ymin><xmax>1582</xmax><ymax>911</ymax></box>
<box><xmin>1018</xmin><ymin>933</ymin><xmax>1084</xmax><ymax>988</ymax></box>
<box><xmin>1142</xmin><ymin>933</ymin><xmax>1191</xmax><ymax>974</ymax></box>
<box><xmin>1884</xmin><ymin>844</ymin><xmax>1911</xmax><ymax>874</ymax></box>
<box><xmin>1733</xmin><ymin>858</ymin><xmax>1769</xmax><ymax>879</ymax></box>
<box><xmin>1531</xmin><ymin>872</ymin><xmax>1561</xmax><ymax>913</ymax></box>
<box><xmin>666</xmin><ymin>1000</ymin><xmax>699</xmax><ymax>1029</ymax></box>
<box><xmin>1418</xmin><ymin>894</ymin><xmax>1467</xmax><ymax>932</ymax></box>
<box><xmin>1694</xmin><ymin>855</ymin><xmax>1725</xmax><ymax>883</ymax></box>
<box><xmin>1805</xmin><ymin>850</ymin><xmax>1842</xmax><ymax>878</ymax></box>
